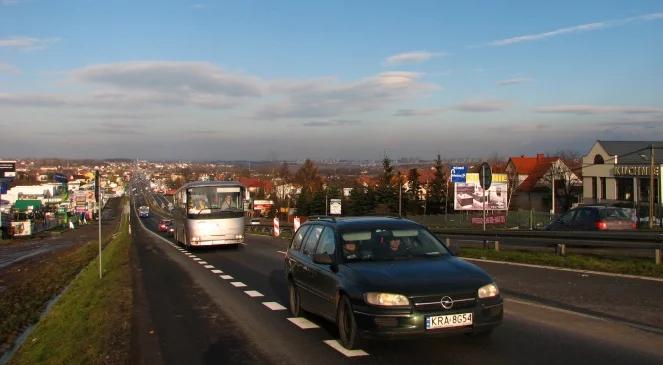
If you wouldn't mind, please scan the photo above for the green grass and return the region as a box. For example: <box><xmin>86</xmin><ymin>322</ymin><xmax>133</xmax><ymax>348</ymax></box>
<box><xmin>460</xmin><ymin>247</ymin><xmax>663</xmax><ymax>278</ymax></box>
<box><xmin>9</xmin><ymin>212</ymin><xmax>132</xmax><ymax>365</ymax></box>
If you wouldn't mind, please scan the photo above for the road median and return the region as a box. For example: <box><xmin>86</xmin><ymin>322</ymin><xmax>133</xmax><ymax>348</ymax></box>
<box><xmin>6</xmin><ymin>205</ymin><xmax>132</xmax><ymax>365</ymax></box>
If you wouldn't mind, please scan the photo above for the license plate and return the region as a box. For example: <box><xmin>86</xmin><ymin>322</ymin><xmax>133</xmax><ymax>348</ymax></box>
<box><xmin>426</xmin><ymin>313</ymin><xmax>473</xmax><ymax>330</ymax></box>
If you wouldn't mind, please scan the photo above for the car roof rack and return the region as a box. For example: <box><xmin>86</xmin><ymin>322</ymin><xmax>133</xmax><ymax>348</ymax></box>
<box><xmin>308</xmin><ymin>215</ymin><xmax>337</xmax><ymax>222</ymax></box>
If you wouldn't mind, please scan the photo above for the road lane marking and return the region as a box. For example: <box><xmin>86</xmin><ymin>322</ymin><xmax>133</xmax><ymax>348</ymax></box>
<box><xmin>220</xmin><ymin>275</ymin><xmax>234</xmax><ymax>280</ymax></box>
<box><xmin>211</xmin><ymin>269</ymin><xmax>223</xmax><ymax>274</ymax></box>
<box><xmin>204</xmin><ymin>265</ymin><xmax>215</xmax><ymax>269</ymax></box>
<box><xmin>198</xmin><ymin>261</ymin><xmax>208</xmax><ymax>264</ymax></box>
<box><xmin>277</xmin><ymin>250</ymin><xmax>286</xmax><ymax>255</ymax></box>
<box><xmin>193</xmin><ymin>258</ymin><xmax>201</xmax><ymax>261</ymax></box>
<box><xmin>262</xmin><ymin>302</ymin><xmax>287</xmax><ymax>311</ymax></box>
<box><xmin>464</xmin><ymin>257</ymin><xmax>663</xmax><ymax>283</ymax></box>
<box><xmin>244</xmin><ymin>290</ymin><xmax>264</xmax><ymax>297</ymax></box>
<box><xmin>230</xmin><ymin>281</ymin><xmax>247</xmax><ymax>287</ymax></box>
<box><xmin>287</xmin><ymin>317</ymin><xmax>320</xmax><ymax>329</ymax></box>
<box><xmin>323</xmin><ymin>340</ymin><xmax>369</xmax><ymax>357</ymax></box>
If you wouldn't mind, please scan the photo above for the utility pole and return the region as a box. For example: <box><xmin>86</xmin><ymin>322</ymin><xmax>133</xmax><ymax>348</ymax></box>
<box><xmin>649</xmin><ymin>144</ymin><xmax>655</xmax><ymax>229</ymax></box>
<box><xmin>398</xmin><ymin>172</ymin><xmax>402</xmax><ymax>217</ymax></box>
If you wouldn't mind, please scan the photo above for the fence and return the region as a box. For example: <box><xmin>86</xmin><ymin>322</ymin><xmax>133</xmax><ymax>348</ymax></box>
<box><xmin>407</xmin><ymin>211</ymin><xmax>553</xmax><ymax>230</ymax></box>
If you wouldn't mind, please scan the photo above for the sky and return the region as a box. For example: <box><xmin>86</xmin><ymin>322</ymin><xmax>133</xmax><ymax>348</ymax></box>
<box><xmin>0</xmin><ymin>0</ymin><xmax>662</xmax><ymax>161</ymax></box>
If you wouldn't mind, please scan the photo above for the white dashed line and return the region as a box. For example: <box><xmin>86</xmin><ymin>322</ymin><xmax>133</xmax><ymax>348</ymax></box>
<box><xmin>230</xmin><ymin>281</ymin><xmax>247</xmax><ymax>287</ymax></box>
<box><xmin>277</xmin><ymin>250</ymin><xmax>286</xmax><ymax>255</ymax></box>
<box><xmin>244</xmin><ymin>290</ymin><xmax>264</xmax><ymax>297</ymax></box>
<box><xmin>198</xmin><ymin>261</ymin><xmax>208</xmax><ymax>264</ymax></box>
<box><xmin>193</xmin><ymin>258</ymin><xmax>201</xmax><ymax>261</ymax></box>
<box><xmin>220</xmin><ymin>275</ymin><xmax>234</xmax><ymax>280</ymax></box>
<box><xmin>211</xmin><ymin>269</ymin><xmax>223</xmax><ymax>274</ymax></box>
<box><xmin>204</xmin><ymin>265</ymin><xmax>215</xmax><ymax>269</ymax></box>
<box><xmin>287</xmin><ymin>317</ymin><xmax>320</xmax><ymax>329</ymax></box>
<box><xmin>323</xmin><ymin>340</ymin><xmax>369</xmax><ymax>357</ymax></box>
<box><xmin>262</xmin><ymin>302</ymin><xmax>287</xmax><ymax>311</ymax></box>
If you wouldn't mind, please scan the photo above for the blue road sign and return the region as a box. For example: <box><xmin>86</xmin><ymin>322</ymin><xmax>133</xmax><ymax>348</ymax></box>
<box><xmin>0</xmin><ymin>182</ymin><xmax>8</xmax><ymax>194</ymax></box>
<box><xmin>451</xmin><ymin>166</ymin><xmax>467</xmax><ymax>183</ymax></box>
<box><xmin>53</xmin><ymin>173</ymin><xmax>68</xmax><ymax>183</ymax></box>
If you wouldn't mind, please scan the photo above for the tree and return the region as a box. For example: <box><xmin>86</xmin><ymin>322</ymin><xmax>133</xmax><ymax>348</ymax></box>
<box><xmin>277</xmin><ymin>162</ymin><xmax>290</xmax><ymax>181</ymax></box>
<box><xmin>426</xmin><ymin>154</ymin><xmax>447</xmax><ymax>214</ymax></box>
<box><xmin>542</xmin><ymin>160</ymin><xmax>582</xmax><ymax>213</ymax></box>
<box><xmin>295</xmin><ymin>188</ymin><xmax>311</xmax><ymax>217</ymax></box>
<box><xmin>406</xmin><ymin>168</ymin><xmax>422</xmax><ymax>215</ymax></box>
<box><xmin>347</xmin><ymin>183</ymin><xmax>376</xmax><ymax>216</ymax></box>
<box><xmin>375</xmin><ymin>155</ymin><xmax>397</xmax><ymax>214</ymax></box>
<box><xmin>294</xmin><ymin>159</ymin><xmax>322</xmax><ymax>194</ymax></box>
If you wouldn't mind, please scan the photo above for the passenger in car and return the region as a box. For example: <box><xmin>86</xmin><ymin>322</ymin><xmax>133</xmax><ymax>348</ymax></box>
<box><xmin>343</xmin><ymin>241</ymin><xmax>358</xmax><ymax>259</ymax></box>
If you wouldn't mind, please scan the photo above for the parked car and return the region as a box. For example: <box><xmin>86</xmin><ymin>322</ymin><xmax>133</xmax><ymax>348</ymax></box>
<box><xmin>284</xmin><ymin>217</ymin><xmax>503</xmax><ymax>349</ymax></box>
<box><xmin>545</xmin><ymin>206</ymin><xmax>636</xmax><ymax>231</ymax></box>
<box><xmin>158</xmin><ymin>219</ymin><xmax>173</xmax><ymax>232</ymax></box>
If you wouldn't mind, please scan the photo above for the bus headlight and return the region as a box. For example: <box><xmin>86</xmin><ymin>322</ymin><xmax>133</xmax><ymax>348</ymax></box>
<box><xmin>191</xmin><ymin>236</ymin><xmax>201</xmax><ymax>242</ymax></box>
<box><xmin>235</xmin><ymin>234</ymin><xmax>243</xmax><ymax>240</ymax></box>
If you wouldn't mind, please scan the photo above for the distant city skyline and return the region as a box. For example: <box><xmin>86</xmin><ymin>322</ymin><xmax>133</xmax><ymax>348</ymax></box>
<box><xmin>1</xmin><ymin>1</ymin><xmax>662</xmax><ymax>160</ymax></box>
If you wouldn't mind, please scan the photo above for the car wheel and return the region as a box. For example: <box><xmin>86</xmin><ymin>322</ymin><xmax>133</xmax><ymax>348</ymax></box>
<box><xmin>337</xmin><ymin>295</ymin><xmax>362</xmax><ymax>350</ymax></box>
<box><xmin>288</xmin><ymin>280</ymin><xmax>302</xmax><ymax>316</ymax></box>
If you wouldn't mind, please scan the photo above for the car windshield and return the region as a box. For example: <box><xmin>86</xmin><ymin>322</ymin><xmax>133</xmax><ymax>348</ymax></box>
<box><xmin>339</xmin><ymin>227</ymin><xmax>449</xmax><ymax>262</ymax></box>
<box><xmin>187</xmin><ymin>186</ymin><xmax>244</xmax><ymax>215</ymax></box>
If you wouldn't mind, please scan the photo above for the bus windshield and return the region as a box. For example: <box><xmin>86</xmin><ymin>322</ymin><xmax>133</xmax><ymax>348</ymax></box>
<box><xmin>187</xmin><ymin>186</ymin><xmax>244</xmax><ymax>216</ymax></box>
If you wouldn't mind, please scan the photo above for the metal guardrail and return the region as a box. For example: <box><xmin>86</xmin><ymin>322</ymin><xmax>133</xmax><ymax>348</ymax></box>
<box><xmin>245</xmin><ymin>223</ymin><xmax>663</xmax><ymax>264</ymax></box>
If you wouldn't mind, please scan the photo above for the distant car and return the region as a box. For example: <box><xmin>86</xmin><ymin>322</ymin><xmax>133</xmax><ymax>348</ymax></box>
<box><xmin>285</xmin><ymin>217</ymin><xmax>502</xmax><ymax>350</ymax></box>
<box><xmin>138</xmin><ymin>206</ymin><xmax>150</xmax><ymax>218</ymax></box>
<box><xmin>158</xmin><ymin>219</ymin><xmax>173</xmax><ymax>232</ymax></box>
<box><xmin>250</xmin><ymin>218</ymin><xmax>262</xmax><ymax>225</ymax></box>
<box><xmin>545</xmin><ymin>206</ymin><xmax>636</xmax><ymax>231</ymax></box>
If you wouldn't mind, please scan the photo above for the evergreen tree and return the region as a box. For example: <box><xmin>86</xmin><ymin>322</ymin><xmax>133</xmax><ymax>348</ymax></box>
<box><xmin>406</xmin><ymin>168</ymin><xmax>421</xmax><ymax>214</ymax></box>
<box><xmin>427</xmin><ymin>154</ymin><xmax>447</xmax><ymax>214</ymax></box>
<box><xmin>295</xmin><ymin>188</ymin><xmax>310</xmax><ymax>216</ymax></box>
<box><xmin>375</xmin><ymin>155</ymin><xmax>397</xmax><ymax>214</ymax></box>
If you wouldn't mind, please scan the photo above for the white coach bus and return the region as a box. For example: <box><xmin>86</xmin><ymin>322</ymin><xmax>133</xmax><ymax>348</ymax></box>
<box><xmin>172</xmin><ymin>181</ymin><xmax>246</xmax><ymax>248</ymax></box>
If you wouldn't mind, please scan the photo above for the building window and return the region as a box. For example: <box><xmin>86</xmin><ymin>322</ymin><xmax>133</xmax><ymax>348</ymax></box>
<box><xmin>594</xmin><ymin>155</ymin><xmax>604</xmax><ymax>164</ymax></box>
<box><xmin>616</xmin><ymin>178</ymin><xmax>634</xmax><ymax>201</ymax></box>
<box><xmin>600</xmin><ymin>177</ymin><xmax>606</xmax><ymax>200</ymax></box>
<box><xmin>592</xmin><ymin>177</ymin><xmax>597</xmax><ymax>200</ymax></box>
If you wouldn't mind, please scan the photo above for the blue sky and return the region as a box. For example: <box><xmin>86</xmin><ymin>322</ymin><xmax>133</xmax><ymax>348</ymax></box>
<box><xmin>0</xmin><ymin>0</ymin><xmax>662</xmax><ymax>160</ymax></box>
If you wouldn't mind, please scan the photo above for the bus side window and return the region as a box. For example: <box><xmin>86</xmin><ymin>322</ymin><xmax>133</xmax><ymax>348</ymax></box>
<box><xmin>291</xmin><ymin>225</ymin><xmax>310</xmax><ymax>251</ymax></box>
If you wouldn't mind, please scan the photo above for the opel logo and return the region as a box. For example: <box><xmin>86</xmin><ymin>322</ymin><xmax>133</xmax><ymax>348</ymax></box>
<box><xmin>440</xmin><ymin>296</ymin><xmax>453</xmax><ymax>309</ymax></box>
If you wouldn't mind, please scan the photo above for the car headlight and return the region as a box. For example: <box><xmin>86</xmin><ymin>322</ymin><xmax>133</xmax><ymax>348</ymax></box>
<box><xmin>478</xmin><ymin>283</ymin><xmax>500</xmax><ymax>298</ymax></box>
<box><xmin>364</xmin><ymin>292</ymin><xmax>410</xmax><ymax>307</ymax></box>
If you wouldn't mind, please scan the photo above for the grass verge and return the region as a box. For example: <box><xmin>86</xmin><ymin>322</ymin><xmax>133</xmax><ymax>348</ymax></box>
<box><xmin>460</xmin><ymin>247</ymin><xmax>663</xmax><ymax>278</ymax></box>
<box><xmin>9</xmin><ymin>210</ymin><xmax>131</xmax><ymax>365</ymax></box>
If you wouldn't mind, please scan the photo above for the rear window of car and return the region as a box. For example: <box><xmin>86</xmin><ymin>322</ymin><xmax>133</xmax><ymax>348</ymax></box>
<box><xmin>302</xmin><ymin>225</ymin><xmax>324</xmax><ymax>255</ymax></box>
<box><xmin>291</xmin><ymin>225</ymin><xmax>310</xmax><ymax>251</ymax></box>
<box><xmin>599</xmin><ymin>208</ymin><xmax>629</xmax><ymax>219</ymax></box>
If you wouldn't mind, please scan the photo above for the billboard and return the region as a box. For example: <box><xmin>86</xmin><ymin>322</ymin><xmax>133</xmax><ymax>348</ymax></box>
<box><xmin>454</xmin><ymin>173</ymin><xmax>508</xmax><ymax>211</ymax></box>
<box><xmin>329</xmin><ymin>199</ymin><xmax>342</xmax><ymax>215</ymax></box>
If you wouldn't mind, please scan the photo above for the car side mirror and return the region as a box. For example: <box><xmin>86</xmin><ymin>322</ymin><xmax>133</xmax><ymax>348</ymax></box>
<box><xmin>313</xmin><ymin>253</ymin><xmax>334</xmax><ymax>265</ymax></box>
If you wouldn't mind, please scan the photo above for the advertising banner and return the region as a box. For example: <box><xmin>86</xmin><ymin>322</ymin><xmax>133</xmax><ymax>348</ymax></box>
<box><xmin>454</xmin><ymin>173</ymin><xmax>508</xmax><ymax>211</ymax></box>
<box><xmin>471</xmin><ymin>214</ymin><xmax>507</xmax><ymax>225</ymax></box>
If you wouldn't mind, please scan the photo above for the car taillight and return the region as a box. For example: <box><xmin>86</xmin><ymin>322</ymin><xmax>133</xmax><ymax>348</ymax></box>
<box><xmin>631</xmin><ymin>222</ymin><xmax>637</xmax><ymax>229</ymax></box>
<box><xmin>596</xmin><ymin>220</ymin><xmax>608</xmax><ymax>230</ymax></box>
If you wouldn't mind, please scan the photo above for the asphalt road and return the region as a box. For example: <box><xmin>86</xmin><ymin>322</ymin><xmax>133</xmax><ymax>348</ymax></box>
<box><xmin>129</xmin><ymin>194</ymin><xmax>663</xmax><ymax>365</ymax></box>
<box><xmin>0</xmin><ymin>198</ymin><xmax>121</xmax><ymax>270</ymax></box>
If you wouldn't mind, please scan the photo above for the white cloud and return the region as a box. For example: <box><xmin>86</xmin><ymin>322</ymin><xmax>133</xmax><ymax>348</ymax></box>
<box><xmin>393</xmin><ymin>108</ymin><xmax>446</xmax><ymax>117</ymax></box>
<box><xmin>535</xmin><ymin>104</ymin><xmax>663</xmax><ymax>114</ymax></box>
<box><xmin>497</xmin><ymin>77</ymin><xmax>531</xmax><ymax>86</ymax></box>
<box><xmin>0</xmin><ymin>36</ymin><xmax>59</xmax><ymax>50</ymax></box>
<box><xmin>453</xmin><ymin>99</ymin><xmax>510</xmax><ymax>112</ymax></box>
<box><xmin>0</xmin><ymin>63</ymin><xmax>20</xmax><ymax>75</ymax></box>
<box><xmin>384</xmin><ymin>51</ymin><xmax>444</xmax><ymax>65</ymax></box>
<box><xmin>258</xmin><ymin>71</ymin><xmax>437</xmax><ymax>118</ymax></box>
<box><xmin>486</xmin><ymin>12</ymin><xmax>663</xmax><ymax>46</ymax></box>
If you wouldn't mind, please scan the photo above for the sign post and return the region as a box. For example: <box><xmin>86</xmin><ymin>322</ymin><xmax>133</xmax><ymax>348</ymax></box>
<box><xmin>96</xmin><ymin>170</ymin><xmax>102</xmax><ymax>279</ymax></box>
<box><xmin>479</xmin><ymin>163</ymin><xmax>492</xmax><ymax>231</ymax></box>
